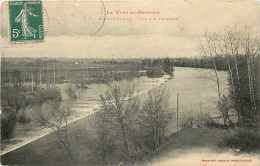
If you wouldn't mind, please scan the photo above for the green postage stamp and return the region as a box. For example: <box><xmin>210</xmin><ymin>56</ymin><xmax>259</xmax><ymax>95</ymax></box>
<box><xmin>9</xmin><ymin>0</ymin><xmax>44</xmax><ymax>42</ymax></box>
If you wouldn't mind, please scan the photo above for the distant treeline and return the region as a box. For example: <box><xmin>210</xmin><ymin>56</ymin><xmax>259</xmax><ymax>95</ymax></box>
<box><xmin>1</xmin><ymin>58</ymin><xmax>146</xmax><ymax>86</ymax></box>
<box><xmin>172</xmin><ymin>57</ymin><xmax>227</xmax><ymax>70</ymax></box>
<box><xmin>141</xmin><ymin>58</ymin><xmax>174</xmax><ymax>77</ymax></box>
<box><xmin>1</xmin><ymin>57</ymin><xmax>175</xmax><ymax>86</ymax></box>
<box><xmin>140</xmin><ymin>56</ymin><xmax>228</xmax><ymax>71</ymax></box>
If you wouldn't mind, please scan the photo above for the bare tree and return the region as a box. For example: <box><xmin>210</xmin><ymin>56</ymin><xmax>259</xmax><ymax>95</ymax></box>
<box><xmin>138</xmin><ymin>87</ymin><xmax>172</xmax><ymax>151</ymax></box>
<box><xmin>240</xmin><ymin>30</ymin><xmax>259</xmax><ymax>120</ymax></box>
<box><xmin>99</xmin><ymin>81</ymin><xmax>139</xmax><ymax>159</ymax></box>
<box><xmin>92</xmin><ymin>111</ymin><xmax>115</xmax><ymax>164</ymax></box>
<box><xmin>36</xmin><ymin>100</ymin><xmax>73</xmax><ymax>160</ymax></box>
<box><xmin>218</xmin><ymin>95</ymin><xmax>232</xmax><ymax>126</ymax></box>
<box><xmin>200</xmin><ymin>27</ymin><xmax>260</xmax><ymax>124</ymax></box>
<box><xmin>200</xmin><ymin>32</ymin><xmax>222</xmax><ymax>99</ymax></box>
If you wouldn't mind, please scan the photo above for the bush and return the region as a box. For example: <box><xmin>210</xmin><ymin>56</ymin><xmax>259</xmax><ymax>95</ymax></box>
<box><xmin>1</xmin><ymin>87</ymin><xmax>27</xmax><ymax>112</ymax></box>
<box><xmin>1</xmin><ymin>108</ymin><xmax>17</xmax><ymax>140</ymax></box>
<box><xmin>218</xmin><ymin>95</ymin><xmax>232</xmax><ymax>126</ymax></box>
<box><xmin>205</xmin><ymin>119</ymin><xmax>227</xmax><ymax>129</ymax></box>
<box><xmin>17</xmin><ymin>113</ymin><xmax>31</xmax><ymax>124</ymax></box>
<box><xmin>66</xmin><ymin>85</ymin><xmax>80</xmax><ymax>99</ymax></box>
<box><xmin>163</xmin><ymin>57</ymin><xmax>174</xmax><ymax>76</ymax></box>
<box><xmin>146</xmin><ymin>69</ymin><xmax>164</xmax><ymax>78</ymax></box>
<box><xmin>36</xmin><ymin>88</ymin><xmax>62</xmax><ymax>103</ymax></box>
<box><xmin>223</xmin><ymin>129</ymin><xmax>260</xmax><ymax>152</ymax></box>
<box><xmin>138</xmin><ymin>87</ymin><xmax>172</xmax><ymax>151</ymax></box>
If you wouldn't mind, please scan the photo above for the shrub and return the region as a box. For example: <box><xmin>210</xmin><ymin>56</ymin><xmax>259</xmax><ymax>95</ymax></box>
<box><xmin>146</xmin><ymin>69</ymin><xmax>164</xmax><ymax>78</ymax></box>
<box><xmin>223</xmin><ymin>129</ymin><xmax>260</xmax><ymax>152</ymax></box>
<box><xmin>36</xmin><ymin>88</ymin><xmax>62</xmax><ymax>103</ymax></box>
<box><xmin>1</xmin><ymin>107</ymin><xmax>17</xmax><ymax>140</ymax></box>
<box><xmin>138</xmin><ymin>87</ymin><xmax>172</xmax><ymax>151</ymax></box>
<box><xmin>163</xmin><ymin>57</ymin><xmax>174</xmax><ymax>76</ymax></box>
<box><xmin>205</xmin><ymin>119</ymin><xmax>227</xmax><ymax>129</ymax></box>
<box><xmin>218</xmin><ymin>95</ymin><xmax>233</xmax><ymax>126</ymax></box>
<box><xmin>17</xmin><ymin>113</ymin><xmax>31</xmax><ymax>124</ymax></box>
<box><xmin>66</xmin><ymin>85</ymin><xmax>80</xmax><ymax>99</ymax></box>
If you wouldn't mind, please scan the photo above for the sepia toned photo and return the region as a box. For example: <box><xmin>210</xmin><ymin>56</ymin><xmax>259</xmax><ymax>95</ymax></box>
<box><xmin>0</xmin><ymin>0</ymin><xmax>260</xmax><ymax>165</ymax></box>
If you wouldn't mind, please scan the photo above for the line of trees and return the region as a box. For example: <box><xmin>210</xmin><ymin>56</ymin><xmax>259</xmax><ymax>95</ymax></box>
<box><xmin>1</xmin><ymin>60</ymin><xmax>57</xmax><ymax>91</ymax></box>
<box><xmin>200</xmin><ymin>27</ymin><xmax>260</xmax><ymax>125</ymax></box>
<box><xmin>173</xmin><ymin>56</ymin><xmax>227</xmax><ymax>70</ymax></box>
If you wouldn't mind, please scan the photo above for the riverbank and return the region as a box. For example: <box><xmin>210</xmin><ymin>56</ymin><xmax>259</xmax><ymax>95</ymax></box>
<box><xmin>3</xmin><ymin>117</ymin><xmax>260</xmax><ymax>166</ymax></box>
<box><xmin>143</xmin><ymin>127</ymin><xmax>260</xmax><ymax>166</ymax></box>
<box><xmin>1</xmin><ymin>75</ymin><xmax>170</xmax><ymax>156</ymax></box>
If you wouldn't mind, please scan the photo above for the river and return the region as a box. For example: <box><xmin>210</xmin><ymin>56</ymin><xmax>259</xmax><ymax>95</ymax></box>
<box><xmin>165</xmin><ymin>67</ymin><xmax>228</xmax><ymax>134</ymax></box>
<box><xmin>60</xmin><ymin>67</ymin><xmax>228</xmax><ymax>137</ymax></box>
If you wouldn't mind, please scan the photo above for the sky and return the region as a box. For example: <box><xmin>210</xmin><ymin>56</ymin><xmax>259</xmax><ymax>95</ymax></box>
<box><xmin>1</xmin><ymin>0</ymin><xmax>260</xmax><ymax>58</ymax></box>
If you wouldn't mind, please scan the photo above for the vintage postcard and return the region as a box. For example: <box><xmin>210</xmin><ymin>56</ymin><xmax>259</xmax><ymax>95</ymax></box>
<box><xmin>1</xmin><ymin>0</ymin><xmax>260</xmax><ymax>166</ymax></box>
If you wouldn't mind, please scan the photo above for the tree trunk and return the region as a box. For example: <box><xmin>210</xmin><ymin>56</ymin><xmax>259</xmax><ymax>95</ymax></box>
<box><xmin>119</xmin><ymin>118</ymin><xmax>130</xmax><ymax>157</ymax></box>
<box><xmin>212</xmin><ymin>59</ymin><xmax>221</xmax><ymax>99</ymax></box>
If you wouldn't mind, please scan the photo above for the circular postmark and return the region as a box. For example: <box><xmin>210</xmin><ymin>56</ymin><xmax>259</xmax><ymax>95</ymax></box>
<box><xmin>92</xmin><ymin>0</ymin><xmax>107</xmax><ymax>35</ymax></box>
<box><xmin>42</xmin><ymin>0</ymin><xmax>107</xmax><ymax>36</ymax></box>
